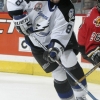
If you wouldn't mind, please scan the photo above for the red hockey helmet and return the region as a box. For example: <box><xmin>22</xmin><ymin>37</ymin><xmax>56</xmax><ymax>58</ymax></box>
<box><xmin>97</xmin><ymin>0</ymin><xmax>100</xmax><ymax>12</ymax></box>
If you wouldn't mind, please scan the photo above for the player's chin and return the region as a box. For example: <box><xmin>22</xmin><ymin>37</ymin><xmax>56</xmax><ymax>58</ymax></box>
<box><xmin>50</xmin><ymin>0</ymin><xmax>60</xmax><ymax>3</ymax></box>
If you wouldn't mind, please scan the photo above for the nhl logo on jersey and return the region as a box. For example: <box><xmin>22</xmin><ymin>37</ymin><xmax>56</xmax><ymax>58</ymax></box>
<box><xmin>93</xmin><ymin>16</ymin><xmax>100</xmax><ymax>27</ymax></box>
<box><xmin>34</xmin><ymin>3</ymin><xmax>43</xmax><ymax>11</ymax></box>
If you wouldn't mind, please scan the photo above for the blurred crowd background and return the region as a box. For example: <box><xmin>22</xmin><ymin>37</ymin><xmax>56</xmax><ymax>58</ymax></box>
<box><xmin>0</xmin><ymin>0</ymin><xmax>97</xmax><ymax>14</ymax></box>
<box><xmin>72</xmin><ymin>0</ymin><xmax>97</xmax><ymax>14</ymax></box>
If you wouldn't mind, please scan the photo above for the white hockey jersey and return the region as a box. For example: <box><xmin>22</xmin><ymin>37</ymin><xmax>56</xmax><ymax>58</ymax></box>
<box><xmin>7</xmin><ymin>0</ymin><xmax>75</xmax><ymax>48</ymax></box>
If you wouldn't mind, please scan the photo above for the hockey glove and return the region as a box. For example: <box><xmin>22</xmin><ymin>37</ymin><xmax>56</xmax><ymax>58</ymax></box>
<box><xmin>13</xmin><ymin>14</ymin><xmax>33</xmax><ymax>36</ymax></box>
<box><xmin>87</xmin><ymin>47</ymin><xmax>100</xmax><ymax>65</ymax></box>
<box><xmin>43</xmin><ymin>42</ymin><xmax>64</xmax><ymax>63</ymax></box>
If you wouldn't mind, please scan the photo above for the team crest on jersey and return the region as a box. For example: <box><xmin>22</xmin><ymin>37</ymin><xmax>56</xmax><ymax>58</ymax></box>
<box><xmin>34</xmin><ymin>3</ymin><xmax>43</xmax><ymax>11</ymax></box>
<box><xmin>68</xmin><ymin>9</ymin><xmax>75</xmax><ymax>21</ymax></box>
<box><xmin>33</xmin><ymin>15</ymin><xmax>50</xmax><ymax>37</ymax></box>
<box><xmin>93</xmin><ymin>16</ymin><xmax>100</xmax><ymax>27</ymax></box>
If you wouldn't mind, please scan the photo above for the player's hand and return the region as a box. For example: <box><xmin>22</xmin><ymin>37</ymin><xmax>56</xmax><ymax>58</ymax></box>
<box><xmin>91</xmin><ymin>50</ymin><xmax>100</xmax><ymax>65</ymax></box>
<box><xmin>43</xmin><ymin>42</ymin><xmax>64</xmax><ymax>63</ymax></box>
<box><xmin>87</xmin><ymin>47</ymin><xmax>100</xmax><ymax>65</ymax></box>
<box><xmin>13</xmin><ymin>14</ymin><xmax>33</xmax><ymax>36</ymax></box>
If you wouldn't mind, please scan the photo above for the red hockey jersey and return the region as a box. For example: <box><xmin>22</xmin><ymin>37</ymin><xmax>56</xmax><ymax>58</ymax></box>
<box><xmin>78</xmin><ymin>7</ymin><xmax>100</xmax><ymax>54</ymax></box>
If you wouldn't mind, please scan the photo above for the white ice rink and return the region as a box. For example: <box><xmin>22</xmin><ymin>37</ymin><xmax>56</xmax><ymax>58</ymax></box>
<box><xmin>0</xmin><ymin>72</ymin><xmax>100</xmax><ymax>100</ymax></box>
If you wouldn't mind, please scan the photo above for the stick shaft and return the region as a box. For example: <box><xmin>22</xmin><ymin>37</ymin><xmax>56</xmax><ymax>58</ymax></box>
<box><xmin>78</xmin><ymin>62</ymin><xmax>100</xmax><ymax>83</ymax></box>
<box><xmin>32</xmin><ymin>35</ymin><xmax>98</xmax><ymax>100</ymax></box>
<box><xmin>56</xmin><ymin>60</ymin><xmax>98</xmax><ymax>100</ymax></box>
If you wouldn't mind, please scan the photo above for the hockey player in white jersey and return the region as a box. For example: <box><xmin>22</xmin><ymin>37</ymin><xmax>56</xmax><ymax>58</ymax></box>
<box><xmin>7</xmin><ymin>0</ymin><xmax>87</xmax><ymax>100</ymax></box>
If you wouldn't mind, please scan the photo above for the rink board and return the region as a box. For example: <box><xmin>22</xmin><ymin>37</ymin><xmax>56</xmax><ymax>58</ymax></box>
<box><xmin>0</xmin><ymin>60</ymin><xmax>100</xmax><ymax>84</ymax></box>
<box><xmin>0</xmin><ymin>14</ymin><xmax>100</xmax><ymax>84</ymax></box>
<box><xmin>0</xmin><ymin>60</ymin><xmax>51</xmax><ymax>77</ymax></box>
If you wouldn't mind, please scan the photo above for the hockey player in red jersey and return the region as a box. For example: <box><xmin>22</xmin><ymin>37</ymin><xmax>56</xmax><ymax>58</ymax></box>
<box><xmin>78</xmin><ymin>0</ymin><xmax>100</xmax><ymax>65</ymax></box>
<box><xmin>7</xmin><ymin>0</ymin><xmax>87</xmax><ymax>99</ymax></box>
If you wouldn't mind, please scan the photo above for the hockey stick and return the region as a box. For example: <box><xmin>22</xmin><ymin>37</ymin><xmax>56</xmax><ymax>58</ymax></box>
<box><xmin>31</xmin><ymin>35</ymin><xmax>98</xmax><ymax>100</ymax></box>
<box><xmin>76</xmin><ymin>47</ymin><xmax>100</xmax><ymax>83</ymax></box>
<box><xmin>77</xmin><ymin>62</ymin><xmax>100</xmax><ymax>84</ymax></box>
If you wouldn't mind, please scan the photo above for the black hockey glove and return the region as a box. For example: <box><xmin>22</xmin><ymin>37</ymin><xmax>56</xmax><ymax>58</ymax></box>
<box><xmin>43</xmin><ymin>42</ymin><xmax>64</xmax><ymax>63</ymax></box>
<box><xmin>87</xmin><ymin>47</ymin><xmax>100</xmax><ymax>65</ymax></box>
<box><xmin>13</xmin><ymin>14</ymin><xmax>33</xmax><ymax>36</ymax></box>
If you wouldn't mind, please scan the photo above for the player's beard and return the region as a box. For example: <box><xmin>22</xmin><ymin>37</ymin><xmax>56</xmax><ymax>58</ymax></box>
<box><xmin>50</xmin><ymin>0</ymin><xmax>60</xmax><ymax>3</ymax></box>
